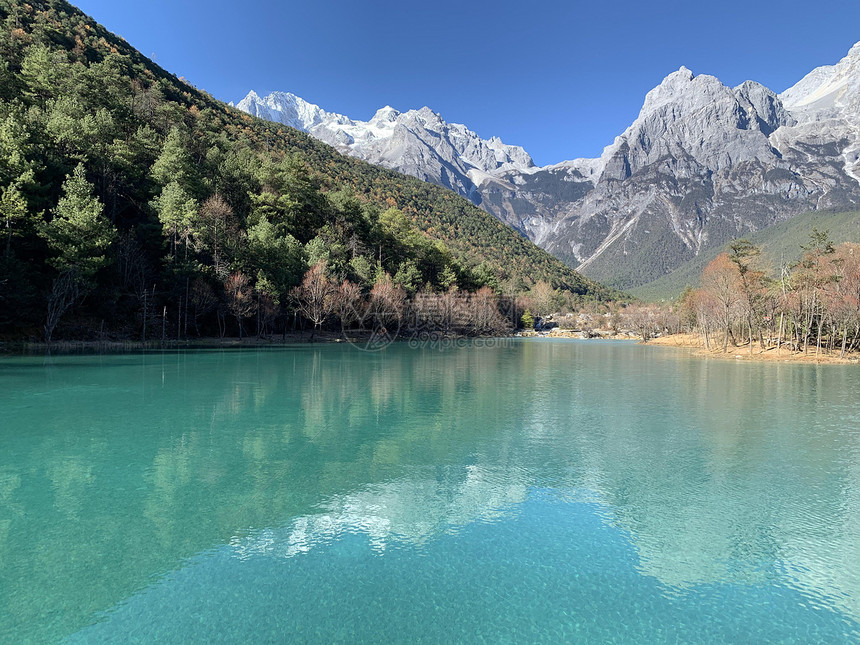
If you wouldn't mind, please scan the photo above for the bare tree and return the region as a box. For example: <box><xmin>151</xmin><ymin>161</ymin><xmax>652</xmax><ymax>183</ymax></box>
<box><xmin>621</xmin><ymin>304</ymin><xmax>659</xmax><ymax>342</ymax></box>
<box><xmin>256</xmin><ymin>292</ymin><xmax>278</xmax><ymax>337</ymax></box>
<box><xmin>701</xmin><ymin>253</ymin><xmax>741</xmax><ymax>352</ymax></box>
<box><xmin>530</xmin><ymin>280</ymin><xmax>558</xmax><ymax>319</ymax></box>
<box><xmin>439</xmin><ymin>288</ymin><xmax>462</xmax><ymax>332</ymax></box>
<box><xmin>197</xmin><ymin>194</ymin><xmax>234</xmax><ymax>279</ymax></box>
<box><xmin>368</xmin><ymin>275</ymin><xmax>406</xmax><ymax>335</ymax></box>
<box><xmin>224</xmin><ymin>271</ymin><xmax>254</xmax><ymax>338</ymax></box>
<box><xmin>334</xmin><ymin>279</ymin><xmax>365</xmax><ymax>330</ymax></box>
<box><xmin>467</xmin><ymin>286</ymin><xmax>508</xmax><ymax>334</ymax></box>
<box><xmin>292</xmin><ymin>261</ymin><xmax>337</xmax><ymax>340</ymax></box>
<box><xmin>44</xmin><ymin>271</ymin><xmax>79</xmax><ymax>344</ymax></box>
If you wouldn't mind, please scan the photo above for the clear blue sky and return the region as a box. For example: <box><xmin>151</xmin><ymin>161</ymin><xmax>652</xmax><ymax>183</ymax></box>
<box><xmin>75</xmin><ymin>0</ymin><xmax>860</xmax><ymax>166</ymax></box>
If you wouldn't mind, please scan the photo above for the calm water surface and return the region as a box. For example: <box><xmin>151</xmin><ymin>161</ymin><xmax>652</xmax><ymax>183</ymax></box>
<box><xmin>1</xmin><ymin>340</ymin><xmax>858</xmax><ymax>643</ymax></box>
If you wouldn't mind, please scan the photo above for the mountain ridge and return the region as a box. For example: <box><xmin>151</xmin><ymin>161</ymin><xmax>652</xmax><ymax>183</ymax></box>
<box><xmin>234</xmin><ymin>90</ymin><xmax>535</xmax><ymax>199</ymax></box>
<box><xmin>237</xmin><ymin>41</ymin><xmax>860</xmax><ymax>291</ymax></box>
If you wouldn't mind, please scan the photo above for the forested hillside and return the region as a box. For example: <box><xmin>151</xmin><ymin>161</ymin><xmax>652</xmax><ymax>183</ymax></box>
<box><xmin>0</xmin><ymin>0</ymin><xmax>618</xmax><ymax>341</ymax></box>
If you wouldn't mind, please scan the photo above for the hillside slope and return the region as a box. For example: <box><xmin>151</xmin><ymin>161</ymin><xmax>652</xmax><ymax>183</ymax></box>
<box><xmin>0</xmin><ymin>0</ymin><xmax>619</xmax><ymax>337</ymax></box>
<box><xmin>630</xmin><ymin>210</ymin><xmax>860</xmax><ymax>301</ymax></box>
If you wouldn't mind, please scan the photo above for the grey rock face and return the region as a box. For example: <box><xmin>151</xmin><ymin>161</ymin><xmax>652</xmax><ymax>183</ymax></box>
<box><xmin>235</xmin><ymin>91</ymin><xmax>535</xmax><ymax>200</ymax></box>
<box><xmin>478</xmin><ymin>44</ymin><xmax>860</xmax><ymax>288</ymax></box>
<box><xmin>236</xmin><ymin>42</ymin><xmax>860</xmax><ymax>290</ymax></box>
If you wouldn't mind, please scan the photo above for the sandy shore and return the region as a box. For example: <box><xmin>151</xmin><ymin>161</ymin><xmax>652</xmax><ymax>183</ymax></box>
<box><xmin>646</xmin><ymin>333</ymin><xmax>860</xmax><ymax>364</ymax></box>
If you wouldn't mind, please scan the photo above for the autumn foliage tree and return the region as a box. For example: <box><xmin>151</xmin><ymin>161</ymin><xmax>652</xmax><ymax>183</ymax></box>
<box><xmin>291</xmin><ymin>261</ymin><xmax>337</xmax><ymax>340</ymax></box>
<box><xmin>700</xmin><ymin>252</ymin><xmax>742</xmax><ymax>352</ymax></box>
<box><xmin>683</xmin><ymin>233</ymin><xmax>860</xmax><ymax>357</ymax></box>
<box><xmin>224</xmin><ymin>271</ymin><xmax>254</xmax><ymax>338</ymax></box>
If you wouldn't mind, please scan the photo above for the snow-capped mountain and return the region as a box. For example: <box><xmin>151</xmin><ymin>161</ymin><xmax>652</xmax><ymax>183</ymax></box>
<box><xmin>235</xmin><ymin>90</ymin><xmax>534</xmax><ymax>198</ymax></box>
<box><xmin>778</xmin><ymin>41</ymin><xmax>860</xmax><ymax>186</ymax></box>
<box><xmin>479</xmin><ymin>41</ymin><xmax>860</xmax><ymax>287</ymax></box>
<box><xmin>236</xmin><ymin>42</ymin><xmax>860</xmax><ymax>290</ymax></box>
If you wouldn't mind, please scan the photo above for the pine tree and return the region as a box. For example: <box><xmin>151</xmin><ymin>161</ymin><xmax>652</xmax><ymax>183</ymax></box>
<box><xmin>150</xmin><ymin>127</ymin><xmax>194</xmax><ymax>189</ymax></box>
<box><xmin>521</xmin><ymin>309</ymin><xmax>535</xmax><ymax>330</ymax></box>
<box><xmin>40</xmin><ymin>164</ymin><xmax>116</xmax><ymax>282</ymax></box>
<box><xmin>19</xmin><ymin>44</ymin><xmax>68</xmax><ymax>106</ymax></box>
<box><xmin>0</xmin><ymin>113</ymin><xmax>38</xmax><ymax>255</ymax></box>
<box><xmin>152</xmin><ymin>181</ymin><xmax>198</xmax><ymax>260</ymax></box>
<box><xmin>39</xmin><ymin>164</ymin><xmax>117</xmax><ymax>342</ymax></box>
<box><xmin>394</xmin><ymin>260</ymin><xmax>422</xmax><ymax>295</ymax></box>
<box><xmin>2</xmin><ymin>172</ymin><xmax>32</xmax><ymax>256</ymax></box>
<box><xmin>247</xmin><ymin>215</ymin><xmax>306</xmax><ymax>304</ymax></box>
<box><xmin>439</xmin><ymin>264</ymin><xmax>458</xmax><ymax>290</ymax></box>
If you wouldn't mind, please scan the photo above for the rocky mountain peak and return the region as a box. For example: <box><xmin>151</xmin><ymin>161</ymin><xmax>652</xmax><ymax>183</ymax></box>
<box><xmin>236</xmin><ymin>41</ymin><xmax>860</xmax><ymax>292</ymax></box>
<box><xmin>640</xmin><ymin>67</ymin><xmax>725</xmax><ymax>116</ymax></box>
<box><xmin>780</xmin><ymin>41</ymin><xmax>860</xmax><ymax>119</ymax></box>
<box><xmin>235</xmin><ymin>90</ymin><xmax>535</xmax><ymax>198</ymax></box>
<box><xmin>371</xmin><ymin>106</ymin><xmax>400</xmax><ymax>122</ymax></box>
<box><xmin>598</xmin><ymin>66</ymin><xmax>788</xmax><ymax>181</ymax></box>
<box><xmin>733</xmin><ymin>80</ymin><xmax>795</xmax><ymax>134</ymax></box>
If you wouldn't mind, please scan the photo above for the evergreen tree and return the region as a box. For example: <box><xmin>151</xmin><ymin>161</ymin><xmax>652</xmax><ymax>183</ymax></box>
<box><xmin>150</xmin><ymin>126</ymin><xmax>194</xmax><ymax>189</ymax></box>
<box><xmin>0</xmin><ymin>112</ymin><xmax>36</xmax><ymax>184</ymax></box>
<box><xmin>349</xmin><ymin>255</ymin><xmax>374</xmax><ymax>286</ymax></box>
<box><xmin>304</xmin><ymin>235</ymin><xmax>330</xmax><ymax>268</ymax></box>
<box><xmin>19</xmin><ymin>44</ymin><xmax>68</xmax><ymax>106</ymax></box>
<box><xmin>439</xmin><ymin>264</ymin><xmax>458</xmax><ymax>291</ymax></box>
<box><xmin>2</xmin><ymin>171</ymin><xmax>32</xmax><ymax>256</ymax></box>
<box><xmin>521</xmin><ymin>309</ymin><xmax>535</xmax><ymax>330</ymax></box>
<box><xmin>247</xmin><ymin>215</ymin><xmax>305</xmax><ymax>304</ymax></box>
<box><xmin>394</xmin><ymin>259</ymin><xmax>422</xmax><ymax>295</ymax></box>
<box><xmin>0</xmin><ymin>112</ymin><xmax>38</xmax><ymax>254</ymax></box>
<box><xmin>40</xmin><ymin>163</ymin><xmax>116</xmax><ymax>282</ymax></box>
<box><xmin>152</xmin><ymin>180</ymin><xmax>197</xmax><ymax>260</ymax></box>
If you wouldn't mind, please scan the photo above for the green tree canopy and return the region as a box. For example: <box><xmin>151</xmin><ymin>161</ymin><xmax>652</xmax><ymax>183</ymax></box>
<box><xmin>247</xmin><ymin>215</ymin><xmax>306</xmax><ymax>304</ymax></box>
<box><xmin>40</xmin><ymin>163</ymin><xmax>116</xmax><ymax>282</ymax></box>
<box><xmin>151</xmin><ymin>180</ymin><xmax>197</xmax><ymax>260</ymax></box>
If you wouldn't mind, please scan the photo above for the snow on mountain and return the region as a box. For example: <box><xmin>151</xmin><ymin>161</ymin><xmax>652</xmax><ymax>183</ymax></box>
<box><xmin>235</xmin><ymin>90</ymin><xmax>343</xmax><ymax>131</ymax></box>
<box><xmin>780</xmin><ymin>42</ymin><xmax>860</xmax><ymax>118</ymax></box>
<box><xmin>235</xmin><ymin>41</ymin><xmax>860</xmax><ymax>291</ymax></box>
<box><xmin>778</xmin><ymin>42</ymin><xmax>860</xmax><ymax>185</ymax></box>
<box><xmin>479</xmin><ymin>41</ymin><xmax>860</xmax><ymax>288</ymax></box>
<box><xmin>235</xmin><ymin>91</ymin><xmax>535</xmax><ymax>199</ymax></box>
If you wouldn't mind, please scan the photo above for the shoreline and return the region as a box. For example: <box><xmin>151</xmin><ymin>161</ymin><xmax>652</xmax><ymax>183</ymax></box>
<box><xmin>0</xmin><ymin>332</ymin><xmax>364</xmax><ymax>355</ymax></box>
<box><xmin>0</xmin><ymin>330</ymin><xmax>514</xmax><ymax>356</ymax></box>
<box><xmin>645</xmin><ymin>333</ymin><xmax>860</xmax><ymax>365</ymax></box>
<box><xmin>518</xmin><ymin>329</ymin><xmax>639</xmax><ymax>341</ymax></box>
<box><xmin>4</xmin><ymin>331</ymin><xmax>858</xmax><ymax>365</ymax></box>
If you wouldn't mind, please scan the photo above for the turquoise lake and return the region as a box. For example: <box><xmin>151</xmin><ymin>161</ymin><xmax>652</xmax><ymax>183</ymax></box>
<box><xmin>1</xmin><ymin>339</ymin><xmax>859</xmax><ymax>643</ymax></box>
